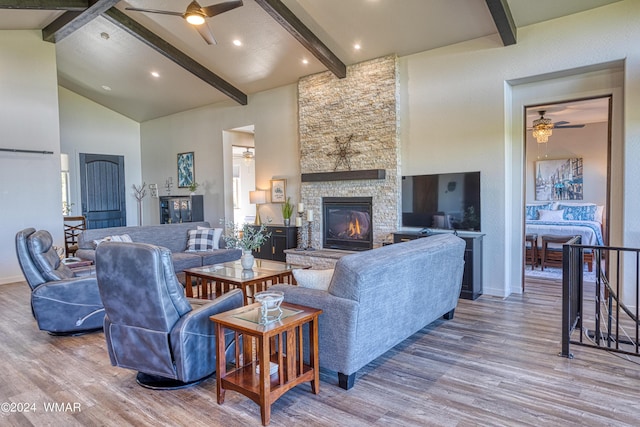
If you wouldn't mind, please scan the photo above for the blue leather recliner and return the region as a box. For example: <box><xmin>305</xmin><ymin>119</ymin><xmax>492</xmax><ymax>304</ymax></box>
<box><xmin>95</xmin><ymin>241</ymin><xmax>244</xmax><ymax>389</ymax></box>
<box><xmin>15</xmin><ymin>228</ymin><xmax>104</xmax><ymax>334</ymax></box>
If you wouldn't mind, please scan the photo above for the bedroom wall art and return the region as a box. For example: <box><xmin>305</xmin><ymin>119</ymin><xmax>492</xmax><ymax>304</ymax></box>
<box><xmin>535</xmin><ymin>158</ymin><xmax>583</xmax><ymax>201</ymax></box>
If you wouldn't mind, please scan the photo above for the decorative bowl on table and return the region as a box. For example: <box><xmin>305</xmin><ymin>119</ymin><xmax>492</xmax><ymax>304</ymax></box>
<box><xmin>254</xmin><ymin>291</ymin><xmax>284</xmax><ymax>324</ymax></box>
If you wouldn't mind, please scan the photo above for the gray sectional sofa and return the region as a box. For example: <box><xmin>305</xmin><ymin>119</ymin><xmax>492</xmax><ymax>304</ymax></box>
<box><xmin>76</xmin><ymin>222</ymin><xmax>241</xmax><ymax>272</ymax></box>
<box><xmin>271</xmin><ymin>233</ymin><xmax>466</xmax><ymax>389</ymax></box>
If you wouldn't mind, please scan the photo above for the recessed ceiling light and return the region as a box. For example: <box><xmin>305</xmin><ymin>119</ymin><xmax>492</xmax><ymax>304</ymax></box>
<box><xmin>151</xmin><ymin>71</ymin><xmax>160</xmax><ymax>78</ymax></box>
<box><xmin>233</xmin><ymin>39</ymin><xmax>242</xmax><ymax>46</ymax></box>
<box><xmin>354</xmin><ymin>43</ymin><xmax>361</xmax><ymax>50</ymax></box>
<box><xmin>302</xmin><ymin>59</ymin><xmax>309</xmax><ymax>65</ymax></box>
<box><xmin>101</xmin><ymin>85</ymin><xmax>112</xmax><ymax>91</ymax></box>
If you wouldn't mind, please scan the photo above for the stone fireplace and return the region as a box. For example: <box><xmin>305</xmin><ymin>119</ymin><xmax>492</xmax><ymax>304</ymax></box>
<box><xmin>298</xmin><ymin>55</ymin><xmax>400</xmax><ymax>249</ymax></box>
<box><xmin>323</xmin><ymin>197</ymin><xmax>373</xmax><ymax>251</ymax></box>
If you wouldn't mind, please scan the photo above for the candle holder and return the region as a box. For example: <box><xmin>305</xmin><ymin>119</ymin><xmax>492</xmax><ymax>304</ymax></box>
<box><xmin>296</xmin><ymin>215</ymin><xmax>306</xmax><ymax>250</ymax></box>
<box><xmin>306</xmin><ymin>220</ymin><xmax>315</xmax><ymax>251</ymax></box>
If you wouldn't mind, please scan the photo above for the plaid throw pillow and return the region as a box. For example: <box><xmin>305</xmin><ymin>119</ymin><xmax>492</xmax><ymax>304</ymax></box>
<box><xmin>186</xmin><ymin>229</ymin><xmax>215</xmax><ymax>252</ymax></box>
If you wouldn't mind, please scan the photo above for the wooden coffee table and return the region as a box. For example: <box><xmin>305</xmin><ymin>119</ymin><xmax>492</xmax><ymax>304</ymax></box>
<box><xmin>210</xmin><ymin>302</ymin><xmax>322</xmax><ymax>426</ymax></box>
<box><xmin>184</xmin><ymin>260</ymin><xmax>310</xmax><ymax>304</ymax></box>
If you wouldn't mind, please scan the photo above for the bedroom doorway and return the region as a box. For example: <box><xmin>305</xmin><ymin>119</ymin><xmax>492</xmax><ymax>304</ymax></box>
<box><xmin>523</xmin><ymin>96</ymin><xmax>611</xmax><ymax>283</ymax></box>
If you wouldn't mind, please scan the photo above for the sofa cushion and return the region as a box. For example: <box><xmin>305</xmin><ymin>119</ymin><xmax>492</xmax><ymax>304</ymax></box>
<box><xmin>293</xmin><ymin>269</ymin><xmax>334</xmax><ymax>291</ymax></box>
<box><xmin>78</xmin><ymin>222</ymin><xmax>211</xmax><ymax>253</ymax></box>
<box><xmin>186</xmin><ymin>229</ymin><xmax>216</xmax><ymax>251</ymax></box>
<box><xmin>200</xmin><ymin>249</ymin><xmax>243</xmax><ymax>266</ymax></box>
<box><xmin>171</xmin><ymin>252</ymin><xmax>204</xmax><ymax>272</ymax></box>
<box><xmin>196</xmin><ymin>226</ymin><xmax>223</xmax><ymax>250</ymax></box>
<box><xmin>93</xmin><ymin>233</ymin><xmax>133</xmax><ymax>247</ymax></box>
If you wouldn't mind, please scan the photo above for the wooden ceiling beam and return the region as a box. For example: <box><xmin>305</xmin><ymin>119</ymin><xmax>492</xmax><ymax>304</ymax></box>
<box><xmin>485</xmin><ymin>0</ymin><xmax>517</xmax><ymax>46</ymax></box>
<box><xmin>42</xmin><ymin>0</ymin><xmax>119</xmax><ymax>43</ymax></box>
<box><xmin>102</xmin><ymin>8</ymin><xmax>247</xmax><ymax>106</ymax></box>
<box><xmin>254</xmin><ymin>0</ymin><xmax>346</xmax><ymax>79</ymax></box>
<box><xmin>0</xmin><ymin>0</ymin><xmax>87</xmax><ymax>9</ymax></box>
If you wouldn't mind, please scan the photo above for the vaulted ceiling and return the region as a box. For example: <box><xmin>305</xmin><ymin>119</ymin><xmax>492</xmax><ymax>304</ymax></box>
<box><xmin>0</xmin><ymin>0</ymin><xmax>622</xmax><ymax>122</ymax></box>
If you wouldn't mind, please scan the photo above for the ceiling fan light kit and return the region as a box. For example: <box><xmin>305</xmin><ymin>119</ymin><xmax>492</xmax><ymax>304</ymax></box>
<box><xmin>126</xmin><ymin>0</ymin><xmax>243</xmax><ymax>44</ymax></box>
<box><xmin>186</xmin><ymin>14</ymin><xmax>206</xmax><ymax>26</ymax></box>
<box><xmin>532</xmin><ymin>110</ymin><xmax>554</xmax><ymax>144</ymax></box>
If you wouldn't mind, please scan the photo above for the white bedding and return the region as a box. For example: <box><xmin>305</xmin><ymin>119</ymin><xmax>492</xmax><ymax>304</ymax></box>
<box><xmin>526</xmin><ymin>220</ymin><xmax>603</xmax><ymax>248</ymax></box>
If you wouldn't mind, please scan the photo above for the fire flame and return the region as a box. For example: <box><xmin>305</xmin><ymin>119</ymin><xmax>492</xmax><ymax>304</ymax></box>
<box><xmin>348</xmin><ymin>218</ymin><xmax>361</xmax><ymax>237</ymax></box>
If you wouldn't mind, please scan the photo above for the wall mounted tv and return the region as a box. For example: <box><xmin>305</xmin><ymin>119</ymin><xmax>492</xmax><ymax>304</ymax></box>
<box><xmin>401</xmin><ymin>171</ymin><xmax>481</xmax><ymax>231</ymax></box>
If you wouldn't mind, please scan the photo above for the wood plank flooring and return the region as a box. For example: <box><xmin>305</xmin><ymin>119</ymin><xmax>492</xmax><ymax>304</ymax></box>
<box><xmin>1</xmin><ymin>278</ymin><xmax>639</xmax><ymax>426</ymax></box>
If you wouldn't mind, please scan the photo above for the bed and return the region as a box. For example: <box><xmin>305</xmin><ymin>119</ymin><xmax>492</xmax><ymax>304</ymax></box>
<box><xmin>525</xmin><ymin>203</ymin><xmax>605</xmax><ymax>271</ymax></box>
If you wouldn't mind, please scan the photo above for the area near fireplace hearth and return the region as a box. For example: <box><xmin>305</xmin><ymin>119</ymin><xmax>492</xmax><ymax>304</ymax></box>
<box><xmin>298</xmin><ymin>55</ymin><xmax>400</xmax><ymax>250</ymax></box>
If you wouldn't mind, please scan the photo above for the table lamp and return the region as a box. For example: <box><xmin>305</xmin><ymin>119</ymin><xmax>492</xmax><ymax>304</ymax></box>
<box><xmin>249</xmin><ymin>190</ymin><xmax>267</xmax><ymax>225</ymax></box>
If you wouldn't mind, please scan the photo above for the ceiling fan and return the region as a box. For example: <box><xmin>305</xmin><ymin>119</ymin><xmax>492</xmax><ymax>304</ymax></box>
<box><xmin>528</xmin><ymin>110</ymin><xmax>586</xmax><ymax>130</ymax></box>
<box><xmin>125</xmin><ymin>0</ymin><xmax>243</xmax><ymax>45</ymax></box>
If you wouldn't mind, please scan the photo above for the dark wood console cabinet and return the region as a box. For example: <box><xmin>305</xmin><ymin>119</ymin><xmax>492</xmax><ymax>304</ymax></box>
<box><xmin>250</xmin><ymin>225</ymin><xmax>298</xmax><ymax>262</ymax></box>
<box><xmin>392</xmin><ymin>231</ymin><xmax>483</xmax><ymax>300</ymax></box>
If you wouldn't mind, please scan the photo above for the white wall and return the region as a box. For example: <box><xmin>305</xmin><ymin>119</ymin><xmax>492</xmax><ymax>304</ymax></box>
<box><xmin>58</xmin><ymin>87</ymin><xmax>141</xmax><ymax>226</ymax></box>
<box><xmin>0</xmin><ymin>31</ymin><xmax>62</xmax><ymax>284</ymax></box>
<box><xmin>399</xmin><ymin>0</ymin><xmax>640</xmax><ymax>297</ymax></box>
<box><xmin>140</xmin><ymin>85</ymin><xmax>299</xmax><ymax>228</ymax></box>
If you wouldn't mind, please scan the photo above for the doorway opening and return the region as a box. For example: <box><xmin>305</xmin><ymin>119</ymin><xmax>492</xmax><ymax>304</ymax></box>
<box><xmin>523</xmin><ymin>96</ymin><xmax>611</xmax><ymax>284</ymax></box>
<box><xmin>224</xmin><ymin>125</ymin><xmax>256</xmax><ymax>225</ymax></box>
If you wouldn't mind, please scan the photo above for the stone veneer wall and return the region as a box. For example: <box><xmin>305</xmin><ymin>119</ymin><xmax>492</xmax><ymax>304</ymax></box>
<box><xmin>298</xmin><ymin>55</ymin><xmax>400</xmax><ymax>248</ymax></box>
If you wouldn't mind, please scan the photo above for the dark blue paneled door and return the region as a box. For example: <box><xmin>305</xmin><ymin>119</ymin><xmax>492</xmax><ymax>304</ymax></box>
<box><xmin>79</xmin><ymin>153</ymin><xmax>126</xmax><ymax>229</ymax></box>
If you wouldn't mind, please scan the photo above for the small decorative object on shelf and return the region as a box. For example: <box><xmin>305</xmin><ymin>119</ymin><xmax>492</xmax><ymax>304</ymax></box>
<box><xmin>282</xmin><ymin>197</ymin><xmax>294</xmax><ymax>226</ymax></box>
<box><xmin>306</xmin><ymin>210</ymin><xmax>314</xmax><ymax>251</ymax></box>
<box><xmin>188</xmin><ymin>181</ymin><xmax>199</xmax><ymax>195</ymax></box>
<box><xmin>296</xmin><ymin>221</ymin><xmax>306</xmax><ymax>250</ymax></box>
<box><xmin>148</xmin><ymin>183</ymin><xmax>158</xmax><ymax>198</ymax></box>
<box><xmin>254</xmin><ymin>291</ymin><xmax>284</xmax><ymax>324</ymax></box>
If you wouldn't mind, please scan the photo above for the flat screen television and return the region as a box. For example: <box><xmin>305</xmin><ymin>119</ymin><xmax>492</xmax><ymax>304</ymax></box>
<box><xmin>401</xmin><ymin>171</ymin><xmax>481</xmax><ymax>231</ymax></box>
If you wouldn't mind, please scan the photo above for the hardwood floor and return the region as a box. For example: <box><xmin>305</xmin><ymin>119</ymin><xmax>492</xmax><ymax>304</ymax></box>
<box><xmin>1</xmin><ymin>278</ymin><xmax>639</xmax><ymax>426</ymax></box>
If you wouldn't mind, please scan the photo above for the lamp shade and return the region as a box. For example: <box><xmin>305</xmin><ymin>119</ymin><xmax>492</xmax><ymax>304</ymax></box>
<box><xmin>249</xmin><ymin>190</ymin><xmax>267</xmax><ymax>205</ymax></box>
<box><xmin>60</xmin><ymin>153</ymin><xmax>69</xmax><ymax>172</ymax></box>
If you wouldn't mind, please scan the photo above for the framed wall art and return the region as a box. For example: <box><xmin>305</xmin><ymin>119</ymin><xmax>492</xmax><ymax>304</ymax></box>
<box><xmin>535</xmin><ymin>157</ymin><xmax>583</xmax><ymax>201</ymax></box>
<box><xmin>177</xmin><ymin>152</ymin><xmax>194</xmax><ymax>188</ymax></box>
<box><xmin>270</xmin><ymin>179</ymin><xmax>286</xmax><ymax>203</ymax></box>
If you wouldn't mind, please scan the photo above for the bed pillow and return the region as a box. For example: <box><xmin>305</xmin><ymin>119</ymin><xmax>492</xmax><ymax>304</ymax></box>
<box><xmin>197</xmin><ymin>226</ymin><xmax>223</xmax><ymax>249</ymax></box>
<box><xmin>558</xmin><ymin>204</ymin><xmax>597</xmax><ymax>221</ymax></box>
<box><xmin>538</xmin><ymin>209</ymin><xmax>565</xmax><ymax>221</ymax></box>
<box><xmin>595</xmin><ymin>205</ymin><xmax>604</xmax><ymax>224</ymax></box>
<box><xmin>185</xmin><ymin>229</ymin><xmax>215</xmax><ymax>252</ymax></box>
<box><xmin>525</xmin><ymin>204</ymin><xmax>551</xmax><ymax>220</ymax></box>
<box><xmin>292</xmin><ymin>269</ymin><xmax>334</xmax><ymax>291</ymax></box>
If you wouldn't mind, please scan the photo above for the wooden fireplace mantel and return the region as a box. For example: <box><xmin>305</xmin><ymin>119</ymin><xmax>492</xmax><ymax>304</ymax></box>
<box><xmin>301</xmin><ymin>169</ymin><xmax>386</xmax><ymax>182</ymax></box>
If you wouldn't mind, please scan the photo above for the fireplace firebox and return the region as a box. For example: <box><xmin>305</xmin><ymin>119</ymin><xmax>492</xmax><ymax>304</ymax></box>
<box><xmin>323</xmin><ymin>197</ymin><xmax>373</xmax><ymax>251</ymax></box>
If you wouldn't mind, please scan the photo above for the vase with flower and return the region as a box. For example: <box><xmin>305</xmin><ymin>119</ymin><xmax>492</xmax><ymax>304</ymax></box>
<box><xmin>223</xmin><ymin>222</ymin><xmax>272</xmax><ymax>270</ymax></box>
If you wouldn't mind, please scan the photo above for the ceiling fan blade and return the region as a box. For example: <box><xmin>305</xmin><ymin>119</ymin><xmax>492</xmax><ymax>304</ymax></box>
<box><xmin>553</xmin><ymin>121</ymin><xmax>569</xmax><ymax>126</ymax></box>
<box><xmin>125</xmin><ymin>7</ymin><xmax>184</xmax><ymax>17</ymax></box>
<box><xmin>195</xmin><ymin>22</ymin><xmax>217</xmax><ymax>45</ymax></box>
<box><xmin>555</xmin><ymin>124</ymin><xmax>585</xmax><ymax>129</ymax></box>
<box><xmin>201</xmin><ymin>0</ymin><xmax>243</xmax><ymax>18</ymax></box>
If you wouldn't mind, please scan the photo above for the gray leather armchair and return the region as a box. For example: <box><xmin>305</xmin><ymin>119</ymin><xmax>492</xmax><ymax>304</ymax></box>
<box><xmin>95</xmin><ymin>241</ymin><xmax>244</xmax><ymax>389</ymax></box>
<box><xmin>14</xmin><ymin>228</ymin><xmax>104</xmax><ymax>334</ymax></box>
